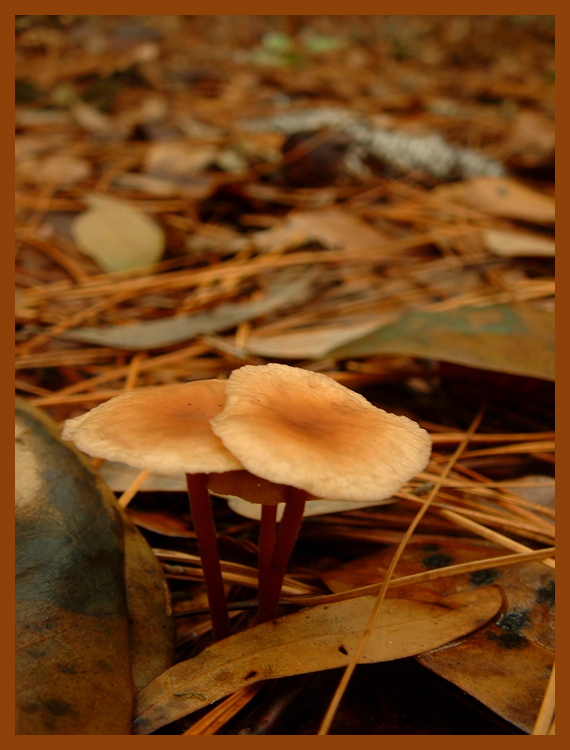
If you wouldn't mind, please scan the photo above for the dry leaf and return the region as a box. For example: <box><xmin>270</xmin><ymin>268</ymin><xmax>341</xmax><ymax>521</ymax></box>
<box><xmin>324</xmin><ymin>541</ymin><xmax>554</xmax><ymax>734</ymax></box>
<box><xmin>244</xmin><ymin>318</ymin><xmax>391</xmax><ymax>359</ymax></box>
<box><xmin>434</xmin><ymin>177</ymin><xmax>555</xmax><ymax>224</ymax></box>
<box><xmin>71</xmin><ymin>193</ymin><xmax>166</xmax><ymax>273</ymax></box>
<box><xmin>61</xmin><ymin>267</ymin><xmax>317</xmax><ymax>348</ymax></box>
<box><xmin>144</xmin><ymin>141</ymin><xmax>217</xmax><ymax>178</ymax></box>
<box><xmin>482</xmin><ymin>229</ymin><xmax>554</xmax><ymax>257</ymax></box>
<box><xmin>252</xmin><ymin>208</ymin><xmax>391</xmax><ymax>256</ymax></box>
<box><xmin>132</xmin><ymin>587</ymin><xmax>501</xmax><ymax>734</ymax></box>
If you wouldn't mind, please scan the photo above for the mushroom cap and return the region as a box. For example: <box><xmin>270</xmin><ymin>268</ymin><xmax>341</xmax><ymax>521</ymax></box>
<box><xmin>62</xmin><ymin>380</ymin><xmax>243</xmax><ymax>475</ymax></box>
<box><xmin>210</xmin><ymin>364</ymin><xmax>432</xmax><ymax>501</ymax></box>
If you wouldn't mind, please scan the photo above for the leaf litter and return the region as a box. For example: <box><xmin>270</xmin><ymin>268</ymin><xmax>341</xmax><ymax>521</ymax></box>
<box><xmin>15</xmin><ymin>15</ymin><xmax>554</xmax><ymax>735</ymax></box>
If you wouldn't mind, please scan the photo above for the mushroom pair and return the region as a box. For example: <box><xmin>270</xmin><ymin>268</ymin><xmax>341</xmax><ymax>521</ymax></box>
<box><xmin>62</xmin><ymin>364</ymin><xmax>432</xmax><ymax>640</ymax></box>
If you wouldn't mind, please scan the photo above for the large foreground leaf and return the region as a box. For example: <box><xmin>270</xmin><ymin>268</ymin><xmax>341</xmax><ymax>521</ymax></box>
<box><xmin>15</xmin><ymin>398</ymin><xmax>174</xmax><ymax>733</ymax></box>
<box><xmin>330</xmin><ymin>303</ymin><xmax>554</xmax><ymax>381</ymax></box>
<box><xmin>132</xmin><ymin>586</ymin><xmax>500</xmax><ymax>734</ymax></box>
<box><xmin>16</xmin><ymin>398</ymin><xmax>133</xmax><ymax>734</ymax></box>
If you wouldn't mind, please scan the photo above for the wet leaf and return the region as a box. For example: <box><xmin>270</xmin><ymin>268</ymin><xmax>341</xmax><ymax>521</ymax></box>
<box><xmin>71</xmin><ymin>193</ymin><xmax>166</xmax><ymax>273</ymax></box>
<box><xmin>323</xmin><ymin>541</ymin><xmax>554</xmax><ymax>734</ymax></box>
<box><xmin>15</xmin><ymin>398</ymin><xmax>133</xmax><ymax>734</ymax></box>
<box><xmin>329</xmin><ymin>303</ymin><xmax>554</xmax><ymax>381</ymax></box>
<box><xmin>132</xmin><ymin>586</ymin><xmax>501</xmax><ymax>734</ymax></box>
<box><xmin>434</xmin><ymin>177</ymin><xmax>555</xmax><ymax>224</ymax></box>
<box><xmin>60</xmin><ymin>267</ymin><xmax>317</xmax><ymax>348</ymax></box>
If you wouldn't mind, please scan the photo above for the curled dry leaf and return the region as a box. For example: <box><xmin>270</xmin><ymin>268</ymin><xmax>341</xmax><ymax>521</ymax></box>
<box><xmin>71</xmin><ymin>193</ymin><xmax>165</xmax><ymax>273</ymax></box>
<box><xmin>132</xmin><ymin>586</ymin><xmax>501</xmax><ymax>734</ymax></box>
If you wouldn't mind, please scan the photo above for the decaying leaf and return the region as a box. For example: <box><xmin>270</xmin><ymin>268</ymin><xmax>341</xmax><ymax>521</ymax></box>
<box><xmin>323</xmin><ymin>541</ymin><xmax>554</xmax><ymax>733</ymax></box>
<box><xmin>132</xmin><ymin>586</ymin><xmax>501</xmax><ymax>734</ymax></box>
<box><xmin>60</xmin><ymin>267</ymin><xmax>317</xmax><ymax>348</ymax></box>
<box><xmin>71</xmin><ymin>192</ymin><xmax>166</xmax><ymax>273</ymax></box>
<box><xmin>15</xmin><ymin>398</ymin><xmax>133</xmax><ymax>734</ymax></box>
<box><xmin>329</xmin><ymin>303</ymin><xmax>554</xmax><ymax>381</ymax></box>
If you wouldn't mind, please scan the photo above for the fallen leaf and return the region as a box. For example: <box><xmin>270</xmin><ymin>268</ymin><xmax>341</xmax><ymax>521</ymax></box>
<box><xmin>132</xmin><ymin>586</ymin><xmax>501</xmax><ymax>734</ymax></box>
<box><xmin>15</xmin><ymin>398</ymin><xmax>133</xmax><ymax>734</ymax></box>
<box><xmin>144</xmin><ymin>141</ymin><xmax>217</xmax><ymax>179</ymax></box>
<box><xmin>244</xmin><ymin>318</ymin><xmax>391</xmax><ymax>359</ymax></box>
<box><xmin>482</xmin><ymin>229</ymin><xmax>554</xmax><ymax>257</ymax></box>
<box><xmin>122</xmin><ymin>515</ymin><xmax>175</xmax><ymax>693</ymax></box>
<box><xmin>71</xmin><ymin>193</ymin><xmax>166</xmax><ymax>273</ymax></box>
<box><xmin>434</xmin><ymin>177</ymin><xmax>555</xmax><ymax>224</ymax></box>
<box><xmin>60</xmin><ymin>267</ymin><xmax>317</xmax><ymax>348</ymax></box>
<box><xmin>329</xmin><ymin>303</ymin><xmax>554</xmax><ymax>381</ymax></box>
<box><xmin>252</xmin><ymin>208</ymin><xmax>391</xmax><ymax>256</ymax></box>
<box><xmin>323</xmin><ymin>541</ymin><xmax>554</xmax><ymax>734</ymax></box>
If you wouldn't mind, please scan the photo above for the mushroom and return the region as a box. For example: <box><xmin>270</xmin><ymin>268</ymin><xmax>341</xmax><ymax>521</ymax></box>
<box><xmin>62</xmin><ymin>380</ymin><xmax>242</xmax><ymax>641</ymax></box>
<box><xmin>210</xmin><ymin>363</ymin><xmax>432</xmax><ymax>623</ymax></box>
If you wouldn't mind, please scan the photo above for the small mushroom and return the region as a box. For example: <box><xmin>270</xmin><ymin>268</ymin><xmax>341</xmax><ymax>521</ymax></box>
<box><xmin>62</xmin><ymin>380</ymin><xmax>241</xmax><ymax>641</ymax></box>
<box><xmin>211</xmin><ymin>363</ymin><xmax>432</xmax><ymax>622</ymax></box>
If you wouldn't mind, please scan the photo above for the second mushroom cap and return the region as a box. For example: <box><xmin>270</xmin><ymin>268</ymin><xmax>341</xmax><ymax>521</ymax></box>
<box><xmin>210</xmin><ymin>364</ymin><xmax>432</xmax><ymax>501</ymax></box>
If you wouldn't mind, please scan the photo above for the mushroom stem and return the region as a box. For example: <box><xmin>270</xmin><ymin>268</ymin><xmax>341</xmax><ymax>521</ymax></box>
<box><xmin>185</xmin><ymin>473</ymin><xmax>231</xmax><ymax>641</ymax></box>
<box><xmin>257</xmin><ymin>487</ymin><xmax>308</xmax><ymax>624</ymax></box>
<box><xmin>258</xmin><ymin>503</ymin><xmax>278</xmax><ymax>597</ymax></box>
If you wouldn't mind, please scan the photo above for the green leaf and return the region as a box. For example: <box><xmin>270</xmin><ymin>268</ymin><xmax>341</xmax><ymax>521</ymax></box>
<box><xmin>329</xmin><ymin>303</ymin><xmax>554</xmax><ymax>381</ymax></box>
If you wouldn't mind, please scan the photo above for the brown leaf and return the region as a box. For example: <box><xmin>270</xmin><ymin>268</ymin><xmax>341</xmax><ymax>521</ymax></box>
<box><xmin>482</xmin><ymin>229</ymin><xmax>554</xmax><ymax>258</ymax></box>
<box><xmin>323</xmin><ymin>542</ymin><xmax>554</xmax><ymax>733</ymax></box>
<box><xmin>132</xmin><ymin>586</ymin><xmax>501</xmax><ymax>734</ymax></box>
<box><xmin>434</xmin><ymin>177</ymin><xmax>555</xmax><ymax>224</ymax></box>
<box><xmin>252</xmin><ymin>207</ymin><xmax>392</xmax><ymax>256</ymax></box>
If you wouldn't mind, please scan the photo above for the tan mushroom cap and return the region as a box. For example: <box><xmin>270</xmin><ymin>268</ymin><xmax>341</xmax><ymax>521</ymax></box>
<box><xmin>62</xmin><ymin>380</ymin><xmax>243</xmax><ymax>475</ymax></box>
<box><xmin>210</xmin><ymin>364</ymin><xmax>432</xmax><ymax>501</ymax></box>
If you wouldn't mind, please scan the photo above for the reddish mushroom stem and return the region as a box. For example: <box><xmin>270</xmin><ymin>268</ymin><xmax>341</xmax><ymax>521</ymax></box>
<box><xmin>185</xmin><ymin>472</ymin><xmax>231</xmax><ymax>641</ymax></box>
<box><xmin>256</xmin><ymin>487</ymin><xmax>308</xmax><ymax>624</ymax></box>
<box><xmin>258</xmin><ymin>503</ymin><xmax>278</xmax><ymax>598</ymax></box>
